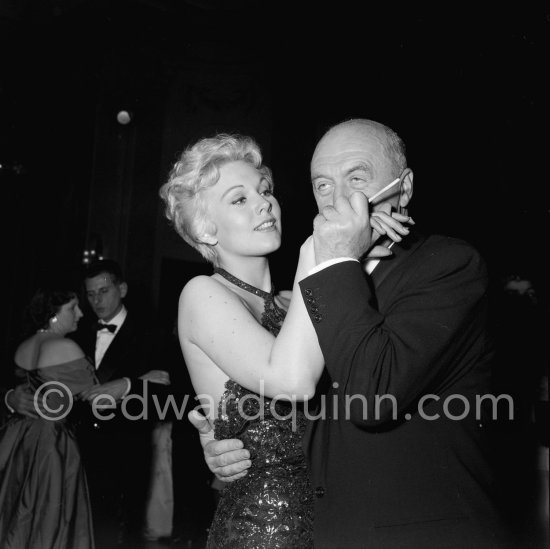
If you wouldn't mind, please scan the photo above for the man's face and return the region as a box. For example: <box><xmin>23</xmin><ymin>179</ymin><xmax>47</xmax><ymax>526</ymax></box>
<box><xmin>310</xmin><ymin>124</ymin><xmax>407</xmax><ymax>215</ymax></box>
<box><xmin>85</xmin><ymin>272</ymin><xmax>126</xmax><ymax>322</ymax></box>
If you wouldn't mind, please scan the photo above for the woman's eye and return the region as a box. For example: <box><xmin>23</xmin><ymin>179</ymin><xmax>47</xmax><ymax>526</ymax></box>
<box><xmin>261</xmin><ymin>189</ymin><xmax>273</xmax><ymax>197</ymax></box>
<box><xmin>231</xmin><ymin>197</ymin><xmax>245</xmax><ymax>205</ymax></box>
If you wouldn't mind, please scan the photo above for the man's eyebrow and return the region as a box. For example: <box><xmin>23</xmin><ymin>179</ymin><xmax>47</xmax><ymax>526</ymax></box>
<box><xmin>312</xmin><ymin>162</ymin><xmax>373</xmax><ymax>182</ymax></box>
<box><xmin>343</xmin><ymin>163</ymin><xmax>373</xmax><ymax>177</ymax></box>
<box><xmin>311</xmin><ymin>172</ymin><xmax>330</xmax><ymax>182</ymax></box>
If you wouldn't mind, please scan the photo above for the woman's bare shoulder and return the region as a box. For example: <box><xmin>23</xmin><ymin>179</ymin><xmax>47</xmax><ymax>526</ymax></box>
<box><xmin>38</xmin><ymin>338</ymin><xmax>85</xmax><ymax>367</ymax></box>
<box><xmin>180</xmin><ymin>274</ymin><xmax>238</xmax><ymax>306</ymax></box>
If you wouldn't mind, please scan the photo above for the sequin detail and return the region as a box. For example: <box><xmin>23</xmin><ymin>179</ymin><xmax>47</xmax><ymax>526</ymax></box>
<box><xmin>207</xmin><ymin>269</ymin><xmax>314</xmax><ymax>549</ymax></box>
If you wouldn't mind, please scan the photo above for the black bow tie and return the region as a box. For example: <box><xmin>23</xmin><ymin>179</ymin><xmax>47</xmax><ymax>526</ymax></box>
<box><xmin>94</xmin><ymin>322</ymin><xmax>117</xmax><ymax>333</ymax></box>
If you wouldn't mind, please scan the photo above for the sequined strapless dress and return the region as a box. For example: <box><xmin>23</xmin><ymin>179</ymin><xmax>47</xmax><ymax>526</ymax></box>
<box><xmin>206</xmin><ymin>269</ymin><xmax>314</xmax><ymax>549</ymax></box>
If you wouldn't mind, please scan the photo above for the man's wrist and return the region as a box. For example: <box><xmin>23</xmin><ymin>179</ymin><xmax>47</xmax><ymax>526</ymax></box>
<box><xmin>309</xmin><ymin>257</ymin><xmax>359</xmax><ymax>276</ymax></box>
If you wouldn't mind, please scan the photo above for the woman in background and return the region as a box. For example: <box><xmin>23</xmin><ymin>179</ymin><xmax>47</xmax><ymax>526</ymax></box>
<box><xmin>0</xmin><ymin>287</ymin><xmax>97</xmax><ymax>549</ymax></box>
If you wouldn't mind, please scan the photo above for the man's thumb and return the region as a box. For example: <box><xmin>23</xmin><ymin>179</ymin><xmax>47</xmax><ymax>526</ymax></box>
<box><xmin>350</xmin><ymin>191</ymin><xmax>369</xmax><ymax>216</ymax></box>
<box><xmin>188</xmin><ymin>409</ymin><xmax>212</xmax><ymax>434</ymax></box>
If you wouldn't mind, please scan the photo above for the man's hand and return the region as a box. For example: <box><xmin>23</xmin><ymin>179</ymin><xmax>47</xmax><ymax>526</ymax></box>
<box><xmin>139</xmin><ymin>370</ymin><xmax>170</xmax><ymax>385</ymax></box>
<box><xmin>80</xmin><ymin>378</ymin><xmax>129</xmax><ymax>403</ymax></box>
<box><xmin>188</xmin><ymin>410</ymin><xmax>251</xmax><ymax>482</ymax></box>
<box><xmin>6</xmin><ymin>385</ymin><xmax>39</xmax><ymax>417</ymax></box>
<box><xmin>313</xmin><ymin>192</ymin><xmax>372</xmax><ymax>264</ymax></box>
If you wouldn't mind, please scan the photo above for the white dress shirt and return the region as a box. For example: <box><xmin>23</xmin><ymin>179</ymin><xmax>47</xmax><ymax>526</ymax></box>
<box><xmin>95</xmin><ymin>306</ymin><xmax>127</xmax><ymax>368</ymax></box>
<box><xmin>309</xmin><ymin>242</ymin><xmax>396</xmax><ymax>277</ymax></box>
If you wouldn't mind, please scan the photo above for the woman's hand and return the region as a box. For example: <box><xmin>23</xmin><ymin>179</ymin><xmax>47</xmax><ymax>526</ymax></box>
<box><xmin>139</xmin><ymin>369</ymin><xmax>171</xmax><ymax>385</ymax></box>
<box><xmin>367</xmin><ymin>211</ymin><xmax>415</xmax><ymax>258</ymax></box>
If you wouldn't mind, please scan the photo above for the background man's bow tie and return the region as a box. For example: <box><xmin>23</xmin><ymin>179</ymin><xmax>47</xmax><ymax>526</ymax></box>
<box><xmin>94</xmin><ymin>323</ymin><xmax>117</xmax><ymax>333</ymax></box>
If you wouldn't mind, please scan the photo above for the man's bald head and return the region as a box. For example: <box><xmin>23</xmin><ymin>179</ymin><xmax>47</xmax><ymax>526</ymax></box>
<box><xmin>315</xmin><ymin>119</ymin><xmax>407</xmax><ymax>179</ymax></box>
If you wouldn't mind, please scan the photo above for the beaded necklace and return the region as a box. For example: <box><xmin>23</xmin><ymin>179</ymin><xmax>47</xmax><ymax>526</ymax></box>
<box><xmin>213</xmin><ymin>267</ymin><xmax>286</xmax><ymax>336</ymax></box>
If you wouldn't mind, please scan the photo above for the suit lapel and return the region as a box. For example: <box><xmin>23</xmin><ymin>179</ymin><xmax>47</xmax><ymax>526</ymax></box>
<box><xmin>370</xmin><ymin>228</ymin><xmax>425</xmax><ymax>290</ymax></box>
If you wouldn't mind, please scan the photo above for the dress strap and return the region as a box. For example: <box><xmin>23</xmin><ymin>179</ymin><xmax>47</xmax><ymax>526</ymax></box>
<box><xmin>213</xmin><ymin>267</ymin><xmax>286</xmax><ymax>335</ymax></box>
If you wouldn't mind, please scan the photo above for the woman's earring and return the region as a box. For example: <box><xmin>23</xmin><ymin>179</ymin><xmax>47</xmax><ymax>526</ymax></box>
<box><xmin>51</xmin><ymin>316</ymin><xmax>58</xmax><ymax>324</ymax></box>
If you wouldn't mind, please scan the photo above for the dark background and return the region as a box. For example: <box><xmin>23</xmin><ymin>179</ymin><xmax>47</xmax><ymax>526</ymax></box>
<box><xmin>1</xmin><ymin>1</ymin><xmax>548</xmax><ymax>356</ymax></box>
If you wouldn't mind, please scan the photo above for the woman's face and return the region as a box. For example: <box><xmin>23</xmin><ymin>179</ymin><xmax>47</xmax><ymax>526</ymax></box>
<box><xmin>54</xmin><ymin>297</ymin><xmax>83</xmax><ymax>334</ymax></box>
<box><xmin>203</xmin><ymin>160</ymin><xmax>282</xmax><ymax>263</ymax></box>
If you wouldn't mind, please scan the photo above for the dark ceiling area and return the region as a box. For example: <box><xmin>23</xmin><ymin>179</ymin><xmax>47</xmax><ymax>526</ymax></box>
<box><xmin>0</xmin><ymin>2</ymin><xmax>548</xmax><ymax>339</ymax></box>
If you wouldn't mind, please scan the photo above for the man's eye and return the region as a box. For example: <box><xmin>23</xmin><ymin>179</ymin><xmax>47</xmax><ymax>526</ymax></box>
<box><xmin>316</xmin><ymin>182</ymin><xmax>330</xmax><ymax>192</ymax></box>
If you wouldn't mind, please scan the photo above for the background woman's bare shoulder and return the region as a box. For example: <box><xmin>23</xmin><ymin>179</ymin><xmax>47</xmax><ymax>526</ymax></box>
<box><xmin>38</xmin><ymin>338</ymin><xmax>85</xmax><ymax>368</ymax></box>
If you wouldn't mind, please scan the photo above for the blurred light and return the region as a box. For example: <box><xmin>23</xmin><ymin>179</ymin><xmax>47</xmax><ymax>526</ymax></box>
<box><xmin>116</xmin><ymin>110</ymin><xmax>132</xmax><ymax>125</ymax></box>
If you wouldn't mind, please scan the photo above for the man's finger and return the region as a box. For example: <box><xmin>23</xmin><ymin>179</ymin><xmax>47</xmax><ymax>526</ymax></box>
<box><xmin>320</xmin><ymin>205</ymin><xmax>339</xmax><ymax>220</ymax></box>
<box><xmin>366</xmin><ymin>245</ymin><xmax>394</xmax><ymax>259</ymax></box>
<box><xmin>204</xmin><ymin>437</ymin><xmax>245</xmax><ymax>457</ymax></box>
<box><xmin>212</xmin><ymin>457</ymin><xmax>252</xmax><ymax>477</ymax></box>
<box><xmin>208</xmin><ymin>447</ymin><xmax>251</xmax><ymax>468</ymax></box>
<box><xmin>313</xmin><ymin>213</ymin><xmax>327</xmax><ymax>231</ymax></box>
<box><xmin>188</xmin><ymin>409</ymin><xmax>213</xmax><ymax>435</ymax></box>
<box><xmin>349</xmin><ymin>191</ymin><xmax>369</xmax><ymax>217</ymax></box>
<box><xmin>216</xmin><ymin>470</ymin><xmax>249</xmax><ymax>483</ymax></box>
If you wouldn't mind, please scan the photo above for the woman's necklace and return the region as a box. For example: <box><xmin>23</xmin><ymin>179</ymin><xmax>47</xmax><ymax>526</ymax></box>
<box><xmin>213</xmin><ymin>267</ymin><xmax>286</xmax><ymax>336</ymax></box>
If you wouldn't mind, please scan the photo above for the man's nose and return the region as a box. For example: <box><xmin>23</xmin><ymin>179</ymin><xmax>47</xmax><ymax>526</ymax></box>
<box><xmin>332</xmin><ymin>182</ymin><xmax>350</xmax><ymax>204</ymax></box>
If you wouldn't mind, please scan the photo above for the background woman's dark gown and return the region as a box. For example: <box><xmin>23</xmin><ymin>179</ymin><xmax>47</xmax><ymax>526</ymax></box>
<box><xmin>0</xmin><ymin>358</ymin><xmax>96</xmax><ymax>549</ymax></box>
<box><xmin>206</xmin><ymin>307</ymin><xmax>314</xmax><ymax>548</ymax></box>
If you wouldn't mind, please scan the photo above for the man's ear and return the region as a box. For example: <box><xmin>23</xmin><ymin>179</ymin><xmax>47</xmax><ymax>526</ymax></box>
<box><xmin>399</xmin><ymin>169</ymin><xmax>414</xmax><ymax>210</ymax></box>
<box><xmin>119</xmin><ymin>282</ymin><xmax>128</xmax><ymax>299</ymax></box>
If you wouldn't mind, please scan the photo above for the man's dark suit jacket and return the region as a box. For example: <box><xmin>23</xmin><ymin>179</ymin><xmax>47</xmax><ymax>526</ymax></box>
<box><xmin>73</xmin><ymin>311</ymin><xmax>156</xmax><ymax>386</ymax></box>
<box><xmin>300</xmin><ymin>230</ymin><xmax>508</xmax><ymax>549</ymax></box>
<box><xmin>70</xmin><ymin>310</ymin><xmax>163</xmax><ymax>527</ymax></box>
